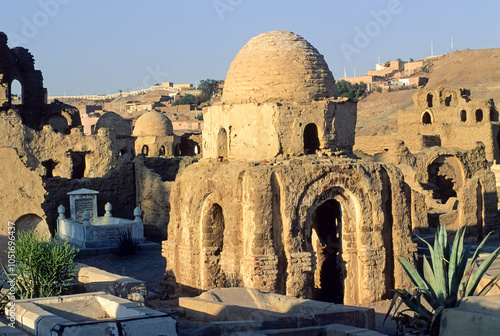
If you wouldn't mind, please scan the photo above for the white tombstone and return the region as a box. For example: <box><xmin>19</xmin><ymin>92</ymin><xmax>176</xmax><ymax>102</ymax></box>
<box><xmin>67</xmin><ymin>188</ymin><xmax>99</xmax><ymax>224</ymax></box>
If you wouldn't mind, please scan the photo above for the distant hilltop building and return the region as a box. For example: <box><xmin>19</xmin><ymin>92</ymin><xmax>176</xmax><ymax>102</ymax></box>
<box><xmin>342</xmin><ymin>58</ymin><xmax>434</xmax><ymax>91</ymax></box>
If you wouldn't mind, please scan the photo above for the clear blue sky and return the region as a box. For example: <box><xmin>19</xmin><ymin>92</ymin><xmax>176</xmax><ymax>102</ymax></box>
<box><xmin>1</xmin><ymin>0</ymin><xmax>498</xmax><ymax>96</ymax></box>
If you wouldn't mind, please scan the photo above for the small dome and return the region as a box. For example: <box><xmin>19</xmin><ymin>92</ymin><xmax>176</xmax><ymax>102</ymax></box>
<box><xmin>133</xmin><ymin>110</ymin><xmax>173</xmax><ymax>137</ymax></box>
<box><xmin>222</xmin><ymin>31</ymin><xmax>337</xmax><ymax>105</ymax></box>
<box><xmin>95</xmin><ymin>112</ymin><xmax>131</xmax><ymax>136</ymax></box>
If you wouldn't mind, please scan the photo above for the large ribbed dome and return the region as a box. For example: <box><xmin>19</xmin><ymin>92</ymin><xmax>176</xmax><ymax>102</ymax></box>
<box><xmin>222</xmin><ymin>31</ymin><xmax>337</xmax><ymax>104</ymax></box>
<box><xmin>133</xmin><ymin>111</ymin><xmax>173</xmax><ymax>137</ymax></box>
<box><xmin>95</xmin><ymin>112</ymin><xmax>131</xmax><ymax>136</ymax></box>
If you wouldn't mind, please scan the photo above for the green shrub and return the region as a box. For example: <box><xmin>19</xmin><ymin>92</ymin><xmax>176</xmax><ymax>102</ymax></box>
<box><xmin>3</xmin><ymin>230</ymin><xmax>78</xmax><ymax>299</ymax></box>
<box><xmin>386</xmin><ymin>225</ymin><xmax>500</xmax><ymax>335</ymax></box>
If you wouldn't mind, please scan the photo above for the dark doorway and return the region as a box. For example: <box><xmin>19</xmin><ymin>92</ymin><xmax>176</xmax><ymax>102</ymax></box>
<box><xmin>41</xmin><ymin>159</ymin><xmax>58</xmax><ymax>178</ymax></box>
<box><xmin>312</xmin><ymin>199</ymin><xmax>343</xmax><ymax>303</ymax></box>
<box><xmin>445</xmin><ymin>95</ymin><xmax>452</xmax><ymax>107</ymax></box>
<box><xmin>159</xmin><ymin>145</ymin><xmax>166</xmax><ymax>156</ymax></box>
<box><xmin>476</xmin><ymin>109</ymin><xmax>483</xmax><ymax>122</ymax></box>
<box><xmin>427</xmin><ymin>157</ymin><xmax>458</xmax><ymax>203</ymax></box>
<box><xmin>70</xmin><ymin>152</ymin><xmax>87</xmax><ymax>179</ymax></box>
<box><xmin>460</xmin><ymin>110</ymin><xmax>467</xmax><ymax>122</ymax></box>
<box><xmin>427</xmin><ymin>93</ymin><xmax>433</xmax><ymax>108</ymax></box>
<box><xmin>304</xmin><ymin>123</ymin><xmax>320</xmax><ymax>154</ymax></box>
<box><xmin>422</xmin><ymin>112</ymin><xmax>432</xmax><ymax>125</ymax></box>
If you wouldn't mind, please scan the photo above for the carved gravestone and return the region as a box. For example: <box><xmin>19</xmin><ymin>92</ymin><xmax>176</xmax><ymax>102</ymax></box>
<box><xmin>67</xmin><ymin>188</ymin><xmax>99</xmax><ymax>224</ymax></box>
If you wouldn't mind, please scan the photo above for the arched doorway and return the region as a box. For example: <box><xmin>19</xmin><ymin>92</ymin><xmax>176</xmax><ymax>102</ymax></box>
<box><xmin>427</xmin><ymin>93</ymin><xmax>433</xmax><ymax>108</ymax></box>
<box><xmin>304</xmin><ymin>123</ymin><xmax>320</xmax><ymax>154</ymax></box>
<box><xmin>311</xmin><ymin>199</ymin><xmax>343</xmax><ymax>303</ymax></box>
<box><xmin>476</xmin><ymin>109</ymin><xmax>483</xmax><ymax>122</ymax></box>
<box><xmin>217</xmin><ymin>128</ymin><xmax>228</xmax><ymax>160</ymax></box>
<box><xmin>460</xmin><ymin>110</ymin><xmax>467</xmax><ymax>122</ymax></box>
<box><xmin>422</xmin><ymin>111</ymin><xmax>432</xmax><ymax>125</ymax></box>
<box><xmin>201</xmin><ymin>203</ymin><xmax>226</xmax><ymax>289</ymax></box>
<box><xmin>427</xmin><ymin>156</ymin><xmax>463</xmax><ymax>204</ymax></box>
<box><xmin>10</xmin><ymin>79</ymin><xmax>22</xmax><ymax>105</ymax></box>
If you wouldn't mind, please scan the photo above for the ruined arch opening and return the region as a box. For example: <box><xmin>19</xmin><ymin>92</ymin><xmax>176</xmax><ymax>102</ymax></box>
<box><xmin>427</xmin><ymin>93</ymin><xmax>433</xmax><ymax>108</ymax></box>
<box><xmin>217</xmin><ymin>128</ymin><xmax>228</xmax><ymax>160</ymax></box>
<box><xmin>304</xmin><ymin>123</ymin><xmax>320</xmax><ymax>154</ymax></box>
<box><xmin>70</xmin><ymin>151</ymin><xmax>88</xmax><ymax>179</ymax></box>
<box><xmin>445</xmin><ymin>95</ymin><xmax>452</xmax><ymax>107</ymax></box>
<box><xmin>460</xmin><ymin>110</ymin><xmax>467</xmax><ymax>122</ymax></box>
<box><xmin>311</xmin><ymin>199</ymin><xmax>343</xmax><ymax>303</ymax></box>
<box><xmin>490</xmin><ymin>107</ymin><xmax>498</xmax><ymax>122</ymax></box>
<box><xmin>427</xmin><ymin>156</ymin><xmax>463</xmax><ymax>204</ymax></box>
<box><xmin>42</xmin><ymin>159</ymin><xmax>58</xmax><ymax>178</ymax></box>
<box><xmin>422</xmin><ymin>111</ymin><xmax>432</xmax><ymax>125</ymax></box>
<box><xmin>202</xmin><ymin>203</ymin><xmax>226</xmax><ymax>288</ymax></box>
<box><xmin>476</xmin><ymin>109</ymin><xmax>483</xmax><ymax>122</ymax></box>
<box><xmin>159</xmin><ymin>145</ymin><xmax>166</xmax><ymax>156</ymax></box>
<box><xmin>141</xmin><ymin>145</ymin><xmax>149</xmax><ymax>156</ymax></box>
<box><xmin>10</xmin><ymin>79</ymin><xmax>22</xmax><ymax>105</ymax></box>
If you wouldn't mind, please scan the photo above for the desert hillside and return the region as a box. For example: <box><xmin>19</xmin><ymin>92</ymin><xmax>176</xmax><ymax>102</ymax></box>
<box><xmin>356</xmin><ymin>48</ymin><xmax>500</xmax><ymax>136</ymax></box>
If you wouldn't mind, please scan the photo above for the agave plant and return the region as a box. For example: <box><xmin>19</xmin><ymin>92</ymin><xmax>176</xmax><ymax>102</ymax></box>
<box><xmin>386</xmin><ymin>225</ymin><xmax>500</xmax><ymax>334</ymax></box>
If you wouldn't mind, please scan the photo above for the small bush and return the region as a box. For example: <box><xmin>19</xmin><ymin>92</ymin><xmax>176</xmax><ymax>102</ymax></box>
<box><xmin>115</xmin><ymin>228</ymin><xmax>139</xmax><ymax>256</ymax></box>
<box><xmin>3</xmin><ymin>230</ymin><xmax>78</xmax><ymax>300</ymax></box>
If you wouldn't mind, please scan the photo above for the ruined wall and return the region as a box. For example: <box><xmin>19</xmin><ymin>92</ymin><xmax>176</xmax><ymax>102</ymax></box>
<box><xmin>203</xmin><ymin>98</ymin><xmax>356</xmax><ymax>161</ymax></box>
<box><xmin>398</xmin><ymin>87</ymin><xmax>499</xmax><ymax>161</ymax></box>
<box><xmin>355</xmin><ymin>87</ymin><xmax>499</xmax><ymax>162</ymax></box>
<box><xmin>0</xmin><ymin>32</ymin><xmax>47</xmax><ymax>129</ymax></box>
<box><xmin>164</xmin><ymin>157</ymin><xmax>414</xmax><ymax>305</ymax></box>
<box><xmin>134</xmin><ymin>156</ymin><xmax>196</xmax><ymax>241</ymax></box>
<box><xmin>361</xmin><ymin>141</ymin><xmax>498</xmax><ymax>240</ymax></box>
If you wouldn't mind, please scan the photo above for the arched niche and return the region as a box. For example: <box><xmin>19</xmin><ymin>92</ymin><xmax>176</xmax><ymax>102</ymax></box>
<box><xmin>427</xmin><ymin>155</ymin><xmax>465</xmax><ymax>204</ymax></box>
<box><xmin>217</xmin><ymin>128</ymin><xmax>228</xmax><ymax>160</ymax></box>
<box><xmin>199</xmin><ymin>198</ymin><xmax>226</xmax><ymax>290</ymax></box>
<box><xmin>304</xmin><ymin>123</ymin><xmax>320</xmax><ymax>154</ymax></box>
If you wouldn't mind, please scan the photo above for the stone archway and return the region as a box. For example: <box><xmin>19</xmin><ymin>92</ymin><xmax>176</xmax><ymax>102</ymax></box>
<box><xmin>296</xmin><ymin>182</ymin><xmax>365</xmax><ymax>305</ymax></box>
<box><xmin>421</xmin><ymin>111</ymin><xmax>433</xmax><ymax>125</ymax></box>
<box><xmin>10</xmin><ymin>79</ymin><xmax>22</xmax><ymax>105</ymax></box>
<box><xmin>427</xmin><ymin>155</ymin><xmax>464</xmax><ymax>204</ymax></box>
<box><xmin>311</xmin><ymin>199</ymin><xmax>343</xmax><ymax>303</ymax></box>
<box><xmin>15</xmin><ymin>214</ymin><xmax>50</xmax><ymax>238</ymax></box>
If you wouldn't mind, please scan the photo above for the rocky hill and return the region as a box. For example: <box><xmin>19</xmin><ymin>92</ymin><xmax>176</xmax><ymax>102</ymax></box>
<box><xmin>356</xmin><ymin>48</ymin><xmax>500</xmax><ymax>136</ymax></box>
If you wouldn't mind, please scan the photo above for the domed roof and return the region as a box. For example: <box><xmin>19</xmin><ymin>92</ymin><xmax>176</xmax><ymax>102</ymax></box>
<box><xmin>132</xmin><ymin>110</ymin><xmax>173</xmax><ymax>137</ymax></box>
<box><xmin>222</xmin><ymin>31</ymin><xmax>337</xmax><ymax>105</ymax></box>
<box><xmin>95</xmin><ymin>112</ymin><xmax>131</xmax><ymax>136</ymax></box>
